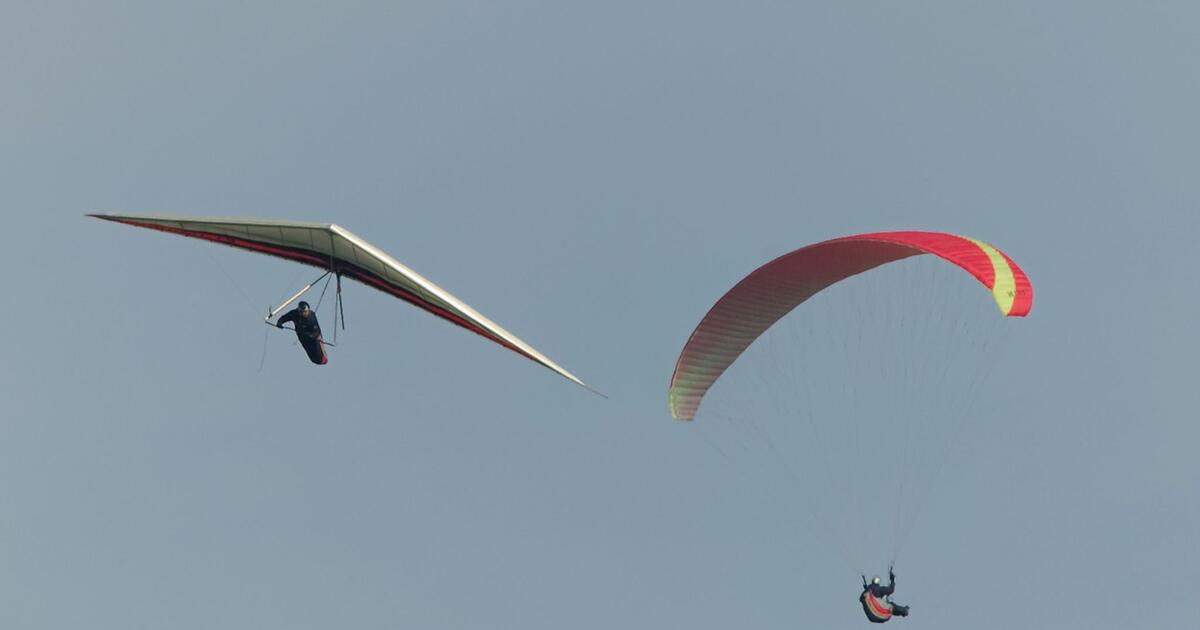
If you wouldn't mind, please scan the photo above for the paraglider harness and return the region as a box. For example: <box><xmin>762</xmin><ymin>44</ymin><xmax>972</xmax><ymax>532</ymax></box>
<box><xmin>859</xmin><ymin>569</ymin><xmax>906</xmax><ymax>623</ymax></box>
<box><xmin>860</xmin><ymin>588</ymin><xmax>894</xmax><ymax>623</ymax></box>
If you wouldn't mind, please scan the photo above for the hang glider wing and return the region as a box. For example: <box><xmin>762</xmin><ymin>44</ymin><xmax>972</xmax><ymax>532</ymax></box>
<box><xmin>90</xmin><ymin>212</ymin><xmax>590</xmax><ymax>390</ymax></box>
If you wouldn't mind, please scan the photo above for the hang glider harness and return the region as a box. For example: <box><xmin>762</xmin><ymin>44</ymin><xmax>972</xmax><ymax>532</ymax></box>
<box><xmin>263</xmin><ymin>267</ymin><xmax>345</xmax><ymax>347</ymax></box>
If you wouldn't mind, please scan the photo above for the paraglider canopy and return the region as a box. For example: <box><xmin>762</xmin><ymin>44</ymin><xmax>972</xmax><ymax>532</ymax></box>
<box><xmin>668</xmin><ymin>231</ymin><xmax>1032</xmax><ymax>420</ymax></box>
<box><xmin>90</xmin><ymin>212</ymin><xmax>591</xmax><ymax>390</ymax></box>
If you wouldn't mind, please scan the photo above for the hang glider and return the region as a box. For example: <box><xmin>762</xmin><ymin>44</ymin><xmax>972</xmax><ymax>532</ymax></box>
<box><xmin>90</xmin><ymin>212</ymin><xmax>592</xmax><ymax>390</ymax></box>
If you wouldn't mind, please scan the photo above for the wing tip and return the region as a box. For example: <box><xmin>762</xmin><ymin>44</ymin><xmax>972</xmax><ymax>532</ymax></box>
<box><xmin>668</xmin><ymin>395</ymin><xmax>696</xmax><ymax>421</ymax></box>
<box><xmin>582</xmin><ymin>383</ymin><xmax>608</xmax><ymax>399</ymax></box>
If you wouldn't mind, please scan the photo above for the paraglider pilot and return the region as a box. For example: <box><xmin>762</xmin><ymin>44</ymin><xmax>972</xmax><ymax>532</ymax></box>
<box><xmin>859</xmin><ymin>568</ymin><xmax>909</xmax><ymax>622</ymax></box>
<box><xmin>276</xmin><ymin>301</ymin><xmax>328</xmax><ymax>365</ymax></box>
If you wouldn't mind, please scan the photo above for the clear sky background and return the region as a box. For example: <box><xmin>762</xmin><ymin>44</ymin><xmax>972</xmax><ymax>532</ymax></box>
<box><xmin>3</xmin><ymin>2</ymin><xmax>1197</xmax><ymax>629</ymax></box>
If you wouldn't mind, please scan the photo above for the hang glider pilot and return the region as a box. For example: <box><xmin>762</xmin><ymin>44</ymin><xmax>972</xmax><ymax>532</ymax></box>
<box><xmin>860</xmin><ymin>568</ymin><xmax>909</xmax><ymax>622</ymax></box>
<box><xmin>276</xmin><ymin>301</ymin><xmax>328</xmax><ymax>365</ymax></box>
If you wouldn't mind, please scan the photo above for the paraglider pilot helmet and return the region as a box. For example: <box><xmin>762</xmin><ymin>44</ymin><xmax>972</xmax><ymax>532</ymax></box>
<box><xmin>298</xmin><ymin>301</ymin><xmax>311</xmax><ymax>314</ymax></box>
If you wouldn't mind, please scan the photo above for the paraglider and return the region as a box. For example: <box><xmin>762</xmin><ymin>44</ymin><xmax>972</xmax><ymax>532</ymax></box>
<box><xmin>860</xmin><ymin>569</ymin><xmax>909</xmax><ymax>623</ymax></box>
<box><xmin>90</xmin><ymin>213</ymin><xmax>591</xmax><ymax>388</ymax></box>
<box><xmin>667</xmin><ymin>231</ymin><xmax>1033</xmax><ymax>620</ymax></box>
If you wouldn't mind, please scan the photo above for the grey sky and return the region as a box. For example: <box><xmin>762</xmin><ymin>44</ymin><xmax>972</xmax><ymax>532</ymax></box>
<box><xmin>3</xmin><ymin>2</ymin><xmax>1197</xmax><ymax>628</ymax></box>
